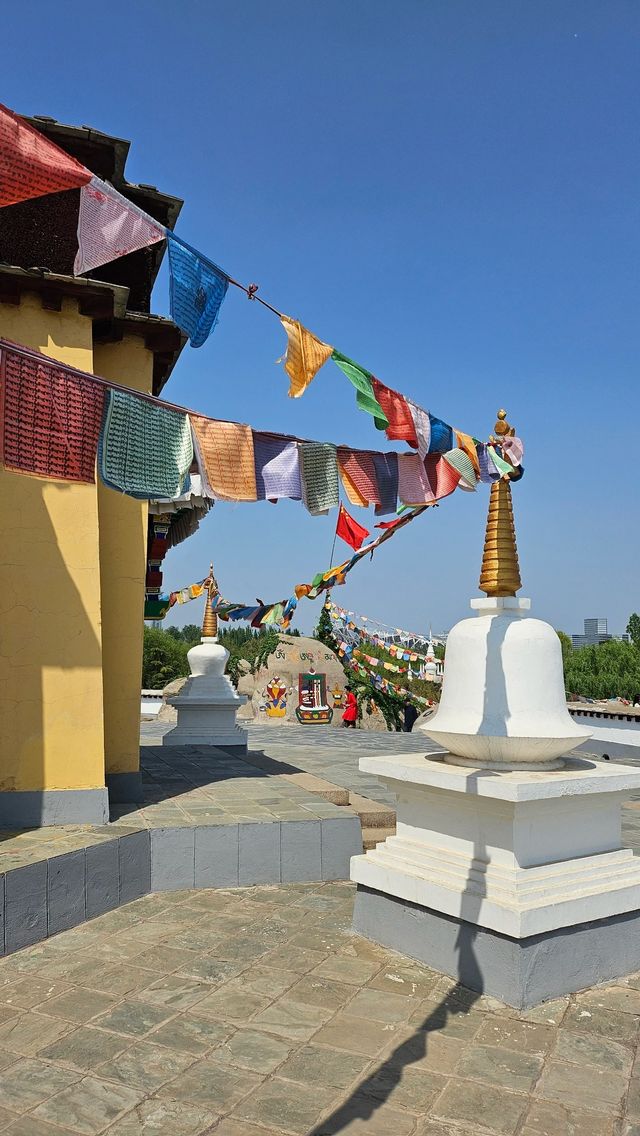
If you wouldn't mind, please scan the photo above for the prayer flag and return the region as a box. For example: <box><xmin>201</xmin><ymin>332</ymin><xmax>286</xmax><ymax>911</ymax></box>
<box><xmin>455</xmin><ymin>430</ymin><xmax>480</xmax><ymax>473</ymax></box>
<box><xmin>487</xmin><ymin>445</ymin><xmax>515</xmax><ymax>477</ymax></box>
<box><xmin>331</xmin><ymin>351</ymin><xmax>389</xmax><ymax>430</ymax></box>
<box><xmin>253</xmin><ymin>434</ymin><xmax>302</xmax><ymax>500</ymax></box>
<box><xmin>335</xmin><ymin>503</ymin><xmax>370</xmax><ymax>551</ymax></box>
<box><xmin>299</xmin><ymin>442</ymin><xmax>339</xmax><ymax>515</ymax></box>
<box><xmin>476</xmin><ymin>442</ymin><xmax>501</xmax><ymax>483</ymax></box>
<box><xmin>371</xmin><ymin>381</ymin><xmax>418</xmax><ymax>446</ymax></box>
<box><xmin>191</xmin><ymin>417</ymin><xmax>257</xmax><ymax>501</ymax></box>
<box><xmin>442</xmin><ymin>447</ymin><xmax>478</xmax><ymax>490</ymax></box>
<box><xmin>74</xmin><ymin>176</ymin><xmax>165</xmax><ymax>274</ymax></box>
<box><xmin>337</xmin><ymin>448</ymin><xmax>380</xmax><ymax>507</ymax></box>
<box><xmin>167</xmin><ymin>234</ymin><xmax>229</xmax><ymax>348</ymax></box>
<box><xmin>501</xmin><ymin>435</ymin><xmax>524</xmax><ymax>467</ymax></box>
<box><xmin>407</xmin><ymin>400</ymin><xmax>431</xmax><ymax>458</ymax></box>
<box><xmin>0</xmin><ymin>340</ymin><xmax>104</xmax><ymax>483</ymax></box>
<box><xmin>0</xmin><ymin>103</ymin><xmax>91</xmax><ymax>208</ymax></box>
<box><xmin>372</xmin><ymin>452</ymin><xmax>398</xmax><ymax>516</ymax></box>
<box><xmin>280</xmin><ymin>317</ymin><xmax>333</xmax><ymax>398</ymax></box>
<box><xmin>98</xmin><ymin>390</ymin><xmax>193</xmax><ymax>499</ymax></box>
<box><xmin>398</xmin><ymin>453</ymin><xmax>436</xmax><ymax>505</ymax></box>
<box><xmin>427</xmin><ymin>414</ymin><xmax>454</xmax><ymax>453</ymax></box>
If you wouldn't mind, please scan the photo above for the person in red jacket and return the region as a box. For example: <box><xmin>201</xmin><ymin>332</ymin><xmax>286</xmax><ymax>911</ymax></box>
<box><xmin>342</xmin><ymin>686</ymin><xmax>358</xmax><ymax>728</ymax></box>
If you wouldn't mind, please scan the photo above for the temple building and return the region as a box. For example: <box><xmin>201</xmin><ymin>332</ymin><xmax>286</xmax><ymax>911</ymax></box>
<box><xmin>0</xmin><ymin>114</ymin><xmax>185</xmax><ymax>825</ymax></box>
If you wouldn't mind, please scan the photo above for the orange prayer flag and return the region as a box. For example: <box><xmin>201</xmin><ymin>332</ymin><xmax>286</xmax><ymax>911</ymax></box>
<box><xmin>455</xmin><ymin>430</ymin><xmax>480</xmax><ymax>474</ymax></box>
<box><xmin>280</xmin><ymin>316</ymin><xmax>333</xmax><ymax>398</ymax></box>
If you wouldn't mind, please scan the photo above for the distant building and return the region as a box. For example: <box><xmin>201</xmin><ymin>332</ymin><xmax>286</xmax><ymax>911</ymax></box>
<box><xmin>571</xmin><ymin>618</ymin><xmax>630</xmax><ymax>650</ymax></box>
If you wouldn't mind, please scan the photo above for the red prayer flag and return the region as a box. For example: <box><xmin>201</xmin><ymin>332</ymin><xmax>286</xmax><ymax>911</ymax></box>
<box><xmin>336</xmin><ymin>503</ymin><xmax>370</xmax><ymax>551</ymax></box>
<box><xmin>371</xmin><ymin>380</ymin><xmax>418</xmax><ymax>446</ymax></box>
<box><xmin>374</xmin><ymin>517</ymin><xmax>404</xmax><ymax>530</ymax></box>
<box><xmin>0</xmin><ymin>340</ymin><xmax>104</xmax><ymax>483</ymax></box>
<box><xmin>0</xmin><ymin>104</ymin><xmax>92</xmax><ymax>208</ymax></box>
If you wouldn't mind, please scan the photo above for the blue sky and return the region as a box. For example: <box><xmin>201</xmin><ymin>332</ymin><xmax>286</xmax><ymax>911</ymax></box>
<box><xmin>5</xmin><ymin>1</ymin><xmax>639</xmax><ymax>636</ymax></box>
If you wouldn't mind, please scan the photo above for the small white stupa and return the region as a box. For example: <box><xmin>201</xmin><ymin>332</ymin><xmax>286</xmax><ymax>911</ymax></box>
<box><xmin>163</xmin><ymin>566</ymin><xmax>247</xmax><ymax>753</ymax></box>
<box><xmin>422</xmin><ymin>632</ymin><xmax>441</xmax><ymax>683</ymax></box>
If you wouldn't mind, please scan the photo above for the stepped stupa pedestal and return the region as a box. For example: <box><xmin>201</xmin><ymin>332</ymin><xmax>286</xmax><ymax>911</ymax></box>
<box><xmin>163</xmin><ymin>568</ymin><xmax>248</xmax><ymax>753</ymax></box>
<box><xmin>351</xmin><ymin>412</ymin><xmax>640</xmax><ymax>1008</ymax></box>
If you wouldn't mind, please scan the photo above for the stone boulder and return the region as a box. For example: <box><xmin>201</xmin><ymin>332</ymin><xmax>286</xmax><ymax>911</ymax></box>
<box><xmin>237</xmin><ymin>634</ymin><xmax>348</xmax><ymax>727</ymax></box>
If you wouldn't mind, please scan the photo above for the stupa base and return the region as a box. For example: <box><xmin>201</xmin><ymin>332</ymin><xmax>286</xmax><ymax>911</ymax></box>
<box><xmin>353</xmin><ymin>884</ymin><xmax>640</xmax><ymax>1010</ymax></box>
<box><xmin>350</xmin><ymin>752</ymin><xmax>640</xmax><ymax>1006</ymax></box>
<box><xmin>445</xmin><ymin>754</ymin><xmax>565</xmax><ymax>772</ymax></box>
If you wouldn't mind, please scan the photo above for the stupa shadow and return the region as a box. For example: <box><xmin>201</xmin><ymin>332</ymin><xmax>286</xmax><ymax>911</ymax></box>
<box><xmin>477</xmin><ymin>611</ymin><xmax>510</xmax><ymax>740</ymax></box>
<box><xmin>310</xmin><ymin>778</ymin><xmax>487</xmax><ymax>1135</ymax></box>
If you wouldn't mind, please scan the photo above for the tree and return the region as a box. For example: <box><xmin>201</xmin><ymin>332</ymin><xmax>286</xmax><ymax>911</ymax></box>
<box><xmin>142</xmin><ymin>628</ymin><xmax>189</xmax><ymax>689</ymax></box>
<box><xmin>627</xmin><ymin>613</ymin><xmax>640</xmax><ymax>648</ymax></box>
<box><xmin>556</xmin><ymin>630</ymin><xmax>573</xmax><ymax>669</ymax></box>
<box><xmin>166</xmin><ymin>624</ymin><xmax>200</xmax><ymax>646</ymax></box>
<box><xmin>315</xmin><ymin>603</ymin><xmax>337</xmax><ymax>650</ymax></box>
<box><xmin>563</xmin><ymin>637</ymin><xmax>640</xmax><ymax>701</ymax></box>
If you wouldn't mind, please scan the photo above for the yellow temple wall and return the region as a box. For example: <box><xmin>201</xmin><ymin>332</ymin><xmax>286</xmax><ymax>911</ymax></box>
<box><xmin>0</xmin><ymin>294</ymin><xmax>106</xmax><ymax>793</ymax></box>
<box><xmin>94</xmin><ymin>337</ymin><xmax>152</xmax><ymax>779</ymax></box>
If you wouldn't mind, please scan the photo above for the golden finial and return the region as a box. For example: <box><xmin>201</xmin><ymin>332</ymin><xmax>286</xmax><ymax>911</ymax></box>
<box><xmin>202</xmin><ymin>562</ymin><xmax>218</xmax><ymax>638</ymax></box>
<box><xmin>479</xmin><ymin>411</ymin><xmax>522</xmax><ymax>597</ymax></box>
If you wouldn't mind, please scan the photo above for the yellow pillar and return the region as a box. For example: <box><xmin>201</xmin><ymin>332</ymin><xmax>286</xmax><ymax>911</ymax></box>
<box><xmin>94</xmin><ymin>337</ymin><xmax>153</xmax><ymax>803</ymax></box>
<box><xmin>0</xmin><ymin>294</ymin><xmax>108</xmax><ymax>824</ymax></box>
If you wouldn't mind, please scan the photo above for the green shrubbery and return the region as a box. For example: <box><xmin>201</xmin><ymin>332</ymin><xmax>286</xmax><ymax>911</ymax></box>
<box><xmin>142</xmin><ymin>624</ymin><xmax>300</xmax><ymax>689</ymax></box>
<box><xmin>561</xmin><ymin>634</ymin><xmax>640</xmax><ymax>702</ymax></box>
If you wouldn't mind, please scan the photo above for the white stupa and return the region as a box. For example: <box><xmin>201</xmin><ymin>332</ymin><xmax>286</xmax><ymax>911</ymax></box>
<box><xmin>351</xmin><ymin>411</ymin><xmax>640</xmax><ymax>1008</ymax></box>
<box><xmin>163</xmin><ymin>568</ymin><xmax>247</xmax><ymax>753</ymax></box>
<box><xmin>422</xmin><ymin>632</ymin><xmax>441</xmax><ymax>683</ymax></box>
<box><xmin>421</xmin><ymin>477</ymin><xmax>589</xmax><ymax>769</ymax></box>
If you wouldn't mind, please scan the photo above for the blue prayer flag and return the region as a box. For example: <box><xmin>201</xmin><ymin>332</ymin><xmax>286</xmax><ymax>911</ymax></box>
<box><xmin>167</xmin><ymin>234</ymin><xmax>229</xmax><ymax>348</ymax></box>
<box><xmin>427</xmin><ymin>414</ymin><xmax>454</xmax><ymax>454</ymax></box>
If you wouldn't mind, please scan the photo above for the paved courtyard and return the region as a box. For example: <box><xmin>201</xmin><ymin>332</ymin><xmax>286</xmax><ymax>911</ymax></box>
<box><xmin>140</xmin><ymin>721</ymin><xmax>445</xmax><ymax>807</ymax></box>
<box><xmin>0</xmin><ymin>880</ymin><xmax>638</xmax><ymax>1135</ymax></box>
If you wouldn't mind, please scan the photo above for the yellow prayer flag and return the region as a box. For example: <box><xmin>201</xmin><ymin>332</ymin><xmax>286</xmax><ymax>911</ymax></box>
<box><xmin>280</xmin><ymin>316</ymin><xmax>333</xmax><ymax>398</ymax></box>
<box><xmin>455</xmin><ymin>430</ymin><xmax>480</xmax><ymax>474</ymax></box>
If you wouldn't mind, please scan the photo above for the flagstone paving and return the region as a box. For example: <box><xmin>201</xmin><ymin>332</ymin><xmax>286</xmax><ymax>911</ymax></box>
<box><xmin>0</xmin><ymin>880</ymin><xmax>639</xmax><ymax>1134</ymax></box>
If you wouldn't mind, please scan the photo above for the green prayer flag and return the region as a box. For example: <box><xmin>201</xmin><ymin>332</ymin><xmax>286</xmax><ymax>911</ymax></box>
<box><xmin>331</xmin><ymin>350</ymin><xmax>389</xmax><ymax>431</ymax></box>
<box><xmin>487</xmin><ymin>445</ymin><xmax>515</xmax><ymax>478</ymax></box>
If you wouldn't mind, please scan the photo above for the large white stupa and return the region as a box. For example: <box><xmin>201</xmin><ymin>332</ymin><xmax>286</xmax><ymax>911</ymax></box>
<box><xmin>351</xmin><ymin>411</ymin><xmax>640</xmax><ymax>1008</ymax></box>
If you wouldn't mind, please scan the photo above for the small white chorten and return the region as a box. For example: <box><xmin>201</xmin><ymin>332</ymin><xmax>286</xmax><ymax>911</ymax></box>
<box><xmin>163</xmin><ymin>568</ymin><xmax>247</xmax><ymax>752</ymax></box>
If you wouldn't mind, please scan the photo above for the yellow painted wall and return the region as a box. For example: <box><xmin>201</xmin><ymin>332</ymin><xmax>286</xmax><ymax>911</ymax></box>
<box><xmin>94</xmin><ymin>338</ymin><xmax>153</xmax><ymax>777</ymax></box>
<box><xmin>0</xmin><ymin>294</ymin><xmax>105</xmax><ymax>792</ymax></box>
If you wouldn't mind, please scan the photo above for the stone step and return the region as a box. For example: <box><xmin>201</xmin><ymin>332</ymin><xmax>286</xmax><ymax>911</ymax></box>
<box><xmin>285</xmin><ymin>772</ymin><xmax>350</xmax><ymax>806</ymax></box>
<box><xmin>348</xmin><ymin>792</ymin><xmax>396</xmax><ymax>828</ymax></box>
<box><xmin>363</xmin><ymin>825</ymin><xmax>396</xmax><ymax>851</ymax></box>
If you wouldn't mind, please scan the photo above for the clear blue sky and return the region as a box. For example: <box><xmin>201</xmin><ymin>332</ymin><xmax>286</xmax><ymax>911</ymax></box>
<box><xmin>4</xmin><ymin>1</ymin><xmax>639</xmax><ymax>636</ymax></box>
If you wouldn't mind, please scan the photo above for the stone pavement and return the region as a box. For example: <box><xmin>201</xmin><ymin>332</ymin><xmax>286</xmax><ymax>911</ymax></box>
<box><xmin>141</xmin><ymin>721</ymin><xmax>445</xmax><ymax>806</ymax></box>
<box><xmin>0</xmin><ymin>881</ymin><xmax>638</xmax><ymax>1135</ymax></box>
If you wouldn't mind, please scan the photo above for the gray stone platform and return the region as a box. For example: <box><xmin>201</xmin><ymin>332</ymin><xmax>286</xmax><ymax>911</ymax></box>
<box><xmin>0</xmin><ymin>742</ymin><xmax>362</xmax><ymax>958</ymax></box>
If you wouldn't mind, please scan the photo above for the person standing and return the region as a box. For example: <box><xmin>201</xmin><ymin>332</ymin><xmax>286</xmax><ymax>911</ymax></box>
<box><xmin>403</xmin><ymin>698</ymin><xmax>419</xmax><ymax>733</ymax></box>
<box><xmin>342</xmin><ymin>686</ymin><xmax>358</xmax><ymax>728</ymax></box>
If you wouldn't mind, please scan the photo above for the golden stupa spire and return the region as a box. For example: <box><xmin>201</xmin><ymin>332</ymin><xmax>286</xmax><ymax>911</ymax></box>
<box><xmin>479</xmin><ymin>410</ymin><xmax>522</xmax><ymax>597</ymax></box>
<box><xmin>202</xmin><ymin>562</ymin><xmax>219</xmax><ymax>638</ymax></box>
